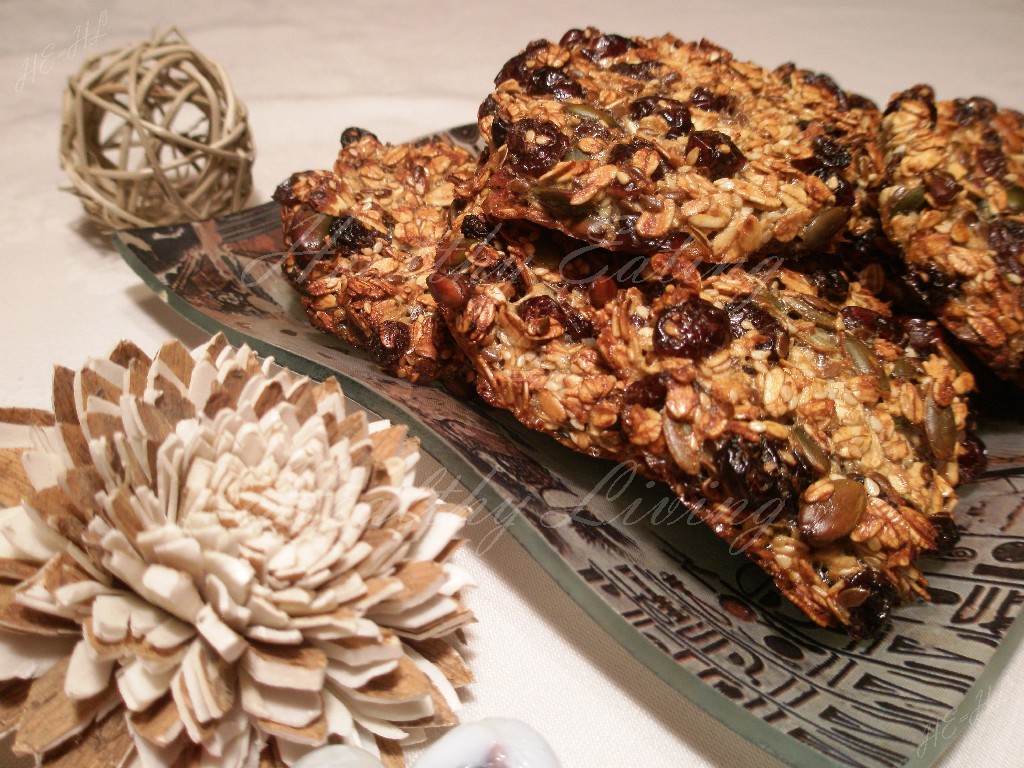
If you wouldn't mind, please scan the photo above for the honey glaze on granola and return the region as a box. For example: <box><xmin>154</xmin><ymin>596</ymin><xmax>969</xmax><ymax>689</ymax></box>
<box><xmin>433</xmin><ymin>203</ymin><xmax>975</xmax><ymax>635</ymax></box>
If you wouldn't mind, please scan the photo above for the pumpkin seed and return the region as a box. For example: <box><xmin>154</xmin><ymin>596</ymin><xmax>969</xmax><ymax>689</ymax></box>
<box><xmin>799</xmin><ymin>478</ymin><xmax>867</xmax><ymax>548</ymax></box>
<box><xmin>798</xmin><ymin>328</ymin><xmax>839</xmax><ymax>353</ymax></box>
<box><xmin>564</xmin><ymin>103</ymin><xmax>620</xmax><ymax>130</ymax></box>
<box><xmin>793</xmin><ymin>425</ymin><xmax>830</xmax><ymax>475</ymax></box>
<box><xmin>925</xmin><ymin>393</ymin><xmax>956</xmax><ymax>461</ymax></box>
<box><xmin>842</xmin><ymin>333</ymin><xmax>889</xmax><ymax>392</ymax></box>
<box><xmin>1007</xmin><ymin>185</ymin><xmax>1024</xmax><ymax>213</ymax></box>
<box><xmin>836</xmin><ymin>587</ymin><xmax>871</xmax><ymax>609</ymax></box>
<box><xmin>799</xmin><ymin>206</ymin><xmax>850</xmax><ymax>250</ymax></box>
<box><xmin>891</xmin><ymin>186</ymin><xmax>927</xmax><ymax>215</ymax></box>
<box><xmin>662</xmin><ymin>417</ymin><xmax>700</xmax><ymax>475</ymax></box>
<box><xmin>890</xmin><ymin>358</ymin><xmax>924</xmax><ymax>381</ymax></box>
<box><xmin>784</xmin><ymin>294</ymin><xmax>837</xmax><ymax>328</ymax></box>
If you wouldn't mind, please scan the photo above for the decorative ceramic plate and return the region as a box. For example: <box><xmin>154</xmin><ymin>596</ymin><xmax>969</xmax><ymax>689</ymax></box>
<box><xmin>114</xmin><ymin>125</ymin><xmax>1024</xmax><ymax>768</ymax></box>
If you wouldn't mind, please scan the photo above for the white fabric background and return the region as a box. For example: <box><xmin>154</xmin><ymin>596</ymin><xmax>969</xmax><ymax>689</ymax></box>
<box><xmin>1</xmin><ymin>1</ymin><xmax>1022</xmax><ymax>766</ymax></box>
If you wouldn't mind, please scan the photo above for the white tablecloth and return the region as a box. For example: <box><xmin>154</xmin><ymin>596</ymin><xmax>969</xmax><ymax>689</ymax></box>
<box><xmin>2</xmin><ymin>1</ymin><xmax>1023</xmax><ymax>766</ymax></box>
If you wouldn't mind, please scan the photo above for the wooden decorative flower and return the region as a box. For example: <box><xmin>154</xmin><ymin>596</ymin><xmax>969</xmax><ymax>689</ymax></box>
<box><xmin>0</xmin><ymin>334</ymin><xmax>474</xmax><ymax>767</ymax></box>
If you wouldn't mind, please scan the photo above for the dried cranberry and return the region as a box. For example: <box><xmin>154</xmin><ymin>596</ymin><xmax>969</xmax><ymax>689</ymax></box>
<box><xmin>629</xmin><ymin>96</ymin><xmax>692</xmax><ymax>139</ymax></box>
<box><xmin>611</xmin><ymin>61</ymin><xmax>662</xmax><ymax>81</ymax></box>
<box><xmin>623</xmin><ymin>373</ymin><xmax>669</xmax><ymax>409</ymax></box>
<box><xmin>840</xmin><ymin>306</ymin><xmax>900</xmax><ymax>343</ymax></box>
<box><xmin>987</xmin><ymin>219</ymin><xmax>1024</xmax><ymax>274</ymax></box>
<box><xmin>583</xmin><ymin>33</ymin><xmax>637</xmax><ymax>61</ymax></box>
<box><xmin>842</xmin><ymin>569</ymin><xmax>895</xmax><ymax>637</ymax></box>
<box><xmin>925</xmin><ymin>171</ymin><xmax>962</xmax><ymax>206</ymax></box>
<box><xmin>527</xmin><ymin>67</ymin><xmax>584</xmax><ymax>101</ymax></box>
<box><xmin>688</xmin><ymin>86</ymin><xmax>736</xmax><ymax>114</ymax></box>
<box><xmin>977</xmin><ymin>146</ymin><xmax>1008</xmax><ymax>178</ymax></box>
<box><xmin>653</xmin><ymin>297</ymin><xmax>729</xmax><ymax>359</ymax></box>
<box><xmin>506</xmin><ymin>119</ymin><xmax>570</xmax><ymax>177</ymax></box>
<box><xmin>428</xmin><ymin>271</ymin><xmax>471</xmax><ymax>310</ymax></box>
<box><xmin>724</xmin><ymin>297</ymin><xmax>784</xmax><ymax>348</ymax></box>
<box><xmin>460</xmin><ymin>215</ymin><xmax>494</xmax><ymax>240</ymax></box>
<box><xmin>340</xmin><ymin>127</ymin><xmax>376</xmax><ymax>146</ymax></box>
<box><xmin>958</xmin><ymin>433</ymin><xmax>987</xmax><ymax>484</ymax></box>
<box><xmin>715</xmin><ymin>436</ymin><xmax>806</xmax><ymax>519</ymax></box>
<box><xmin>685</xmin><ymin>130</ymin><xmax>745</xmax><ymax>180</ymax></box>
<box><xmin>900</xmin><ymin>317</ymin><xmax>944</xmax><ymax>354</ymax></box>
<box><xmin>495</xmin><ymin>39</ymin><xmax>548</xmax><ymax>86</ymax></box>
<box><xmin>328</xmin><ymin>216</ymin><xmax>378</xmax><ymax>251</ymax></box>
<box><xmin>368</xmin><ymin>321</ymin><xmax>410</xmax><ymax>367</ymax></box>
<box><xmin>953</xmin><ymin>96</ymin><xmax>997</xmax><ymax>126</ymax></box>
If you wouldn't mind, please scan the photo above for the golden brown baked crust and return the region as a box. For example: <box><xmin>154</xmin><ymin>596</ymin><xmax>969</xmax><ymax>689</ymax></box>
<box><xmin>274</xmin><ymin>130</ymin><xmax>478</xmax><ymax>383</ymax></box>
<box><xmin>880</xmin><ymin>87</ymin><xmax>1024</xmax><ymax>387</ymax></box>
<box><xmin>431</xmin><ymin>194</ymin><xmax>975</xmax><ymax>636</ymax></box>
<box><xmin>474</xmin><ymin>27</ymin><xmax>884</xmax><ymax>263</ymax></box>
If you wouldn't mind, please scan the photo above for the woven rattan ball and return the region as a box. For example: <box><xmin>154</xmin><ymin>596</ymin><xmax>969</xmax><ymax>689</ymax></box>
<box><xmin>59</xmin><ymin>27</ymin><xmax>255</xmax><ymax>232</ymax></box>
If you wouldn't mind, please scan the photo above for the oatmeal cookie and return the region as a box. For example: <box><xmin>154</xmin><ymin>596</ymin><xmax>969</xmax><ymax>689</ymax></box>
<box><xmin>274</xmin><ymin>129</ymin><xmax>478</xmax><ymax>383</ymax></box>
<box><xmin>431</xmin><ymin>204</ymin><xmax>976</xmax><ymax>635</ymax></box>
<box><xmin>474</xmin><ymin>27</ymin><xmax>884</xmax><ymax>263</ymax></box>
<box><xmin>879</xmin><ymin>86</ymin><xmax>1024</xmax><ymax>387</ymax></box>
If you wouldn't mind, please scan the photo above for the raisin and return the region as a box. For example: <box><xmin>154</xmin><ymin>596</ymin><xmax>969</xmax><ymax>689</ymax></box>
<box><xmin>272</xmin><ymin>177</ymin><xmax>300</xmax><ymax>208</ymax></box>
<box><xmin>905</xmin><ymin>264</ymin><xmax>961</xmax><ymax>306</ymax></box>
<box><xmin>803</xmin><ymin>72</ymin><xmax>849</xmax><ymax>111</ymax></box>
<box><xmin>953</xmin><ymin>96</ymin><xmax>997</xmax><ymax>126</ymax></box>
<box><xmin>611</xmin><ymin>61</ymin><xmax>662</xmax><ymax>81</ymax></box>
<box><xmin>884</xmin><ymin>85</ymin><xmax>937</xmax><ymax>125</ymax></box>
<box><xmin>428</xmin><ymin>271</ymin><xmax>471</xmax><ymax>310</ymax></box>
<box><xmin>840</xmin><ymin>306</ymin><xmax>901</xmax><ymax>343</ymax></box>
<box><xmin>925</xmin><ymin>171</ymin><xmax>962</xmax><ymax>206</ymax></box>
<box><xmin>608</xmin><ymin>137</ymin><xmax>660</xmax><ymax>168</ymax></box>
<box><xmin>558</xmin><ymin>28</ymin><xmax>585</xmax><ymax>48</ymax></box>
<box><xmin>518</xmin><ymin>294</ymin><xmax>566</xmax><ymax>326</ymax></box>
<box><xmin>929</xmin><ymin>515</ymin><xmax>961</xmax><ymax>552</ymax></box>
<box><xmin>583</xmin><ymin>33</ymin><xmax>637</xmax><ymax>61</ymax></box>
<box><xmin>340</xmin><ymin>127</ymin><xmax>376</xmax><ymax>146</ymax></box>
<box><xmin>987</xmin><ymin>219</ymin><xmax>1024</xmax><ymax>274</ymax></box>
<box><xmin>478</xmin><ymin>96</ymin><xmax>510</xmax><ymax>147</ymax></box>
<box><xmin>654</xmin><ymin>297</ymin><xmax>729</xmax><ymax>359</ymax></box>
<box><xmin>368</xmin><ymin>321</ymin><xmax>410</xmax><ymax>367</ymax></box>
<box><xmin>811</xmin><ymin>135</ymin><xmax>851</xmax><ymax>169</ymax></box>
<box><xmin>958</xmin><ymin>433</ymin><xmax>987</xmax><ymax>484</ymax></box>
<box><xmin>624</xmin><ymin>373</ymin><xmax>669</xmax><ymax>409</ymax></box>
<box><xmin>460</xmin><ymin>215</ymin><xmax>493</xmax><ymax>240</ymax></box>
<box><xmin>629</xmin><ymin>96</ymin><xmax>692</xmax><ymax>139</ymax></box>
<box><xmin>527</xmin><ymin>67</ymin><xmax>584</xmax><ymax>101</ymax></box>
<box><xmin>328</xmin><ymin>216</ymin><xmax>378</xmax><ymax>251</ymax></box>
<box><xmin>715</xmin><ymin>436</ymin><xmax>806</xmax><ymax>519</ymax></box>
<box><xmin>506</xmin><ymin>119</ymin><xmax>570</xmax><ymax>177</ymax></box>
<box><xmin>842</xmin><ymin>569</ymin><xmax>896</xmax><ymax>638</ymax></box>
<box><xmin>684</xmin><ymin>130</ymin><xmax>745</xmax><ymax>180</ymax></box>
<box><xmin>724</xmin><ymin>297</ymin><xmax>784</xmax><ymax>351</ymax></box>
<box><xmin>809</xmin><ymin>268</ymin><xmax>851</xmax><ymax>303</ymax></box>
<box><xmin>900</xmin><ymin>317</ymin><xmax>944</xmax><ymax>354</ymax></box>
<box><xmin>495</xmin><ymin>39</ymin><xmax>548</xmax><ymax>86</ymax></box>
<box><xmin>688</xmin><ymin>86</ymin><xmax>736</xmax><ymax>114</ymax></box>
<box><xmin>978</xmin><ymin>146</ymin><xmax>1008</xmax><ymax>178</ymax></box>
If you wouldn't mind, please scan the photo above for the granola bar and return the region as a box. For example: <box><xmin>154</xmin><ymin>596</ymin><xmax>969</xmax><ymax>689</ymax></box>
<box><xmin>474</xmin><ymin>27</ymin><xmax>884</xmax><ymax>263</ymax></box>
<box><xmin>430</xmin><ymin>203</ymin><xmax>976</xmax><ymax>635</ymax></box>
<box><xmin>273</xmin><ymin>129</ymin><xmax>478</xmax><ymax>383</ymax></box>
<box><xmin>879</xmin><ymin>86</ymin><xmax>1024</xmax><ymax>387</ymax></box>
